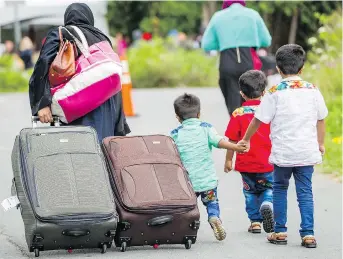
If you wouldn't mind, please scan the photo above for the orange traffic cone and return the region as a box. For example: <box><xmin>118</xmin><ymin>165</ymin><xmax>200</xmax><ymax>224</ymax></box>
<box><xmin>120</xmin><ymin>55</ymin><xmax>136</xmax><ymax>117</ymax></box>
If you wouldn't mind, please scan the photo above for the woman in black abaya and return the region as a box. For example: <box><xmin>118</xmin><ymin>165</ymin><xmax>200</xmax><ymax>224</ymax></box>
<box><xmin>29</xmin><ymin>3</ymin><xmax>130</xmax><ymax>140</ymax></box>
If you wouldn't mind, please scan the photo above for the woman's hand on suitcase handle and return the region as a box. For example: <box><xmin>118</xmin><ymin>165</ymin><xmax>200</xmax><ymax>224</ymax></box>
<box><xmin>38</xmin><ymin>106</ymin><xmax>53</xmax><ymax>123</ymax></box>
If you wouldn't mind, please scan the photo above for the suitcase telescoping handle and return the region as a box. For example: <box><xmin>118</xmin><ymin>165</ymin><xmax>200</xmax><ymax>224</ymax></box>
<box><xmin>62</xmin><ymin>229</ymin><xmax>90</xmax><ymax>237</ymax></box>
<box><xmin>147</xmin><ymin>215</ymin><xmax>173</xmax><ymax>227</ymax></box>
<box><xmin>31</xmin><ymin>116</ymin><xmax>60</xmax><ymax>128</ymax></box>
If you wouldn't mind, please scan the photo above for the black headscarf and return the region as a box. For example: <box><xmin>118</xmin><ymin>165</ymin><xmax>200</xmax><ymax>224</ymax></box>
<box><xmin>29</xmin><ymin>3</ymin><xmax>130</xmax><ymax>136</ymax></box>
<box><xmin>63</xmin><ymin>3</ymin><xmax>112</xmax><ymax>46</ymax></box>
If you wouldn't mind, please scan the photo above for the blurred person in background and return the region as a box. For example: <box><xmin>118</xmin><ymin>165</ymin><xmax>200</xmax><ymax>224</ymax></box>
<box><xmin>192</xmin><ymin>35</ymin><xmax>200</xmax><ymax>49</ymax></box>
<box><xmin>19</xmin><ymin>36</ymin><xmax>34</xmax><ymax>70</ymax></box>
<box><xmin>131</xmin><ymin>29</ymin><xmax>142</xmax><ymax>47</ymax></box>
<box><xmin>202</xmin><ymin>0</ymin><xmax>271</xmax><ymax>116</ymax></box>
<box><xmin>115</xmin><ymin>32</ymin><xmax>128</xmax><ymax>57</ymax></box>
<box><xmin>125</xmin><ymin>36</ymin><xmax>131</xmax><ymax>47</ymax></box>
<box><xmin>4</xmin><ymin>40</ymin><xmax>15</xmax><ymax>55</ymax></box>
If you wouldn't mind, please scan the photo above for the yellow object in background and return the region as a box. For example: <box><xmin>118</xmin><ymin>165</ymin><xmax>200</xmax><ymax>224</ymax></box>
<box><xmin>332</xmin><ymin>137</ymin><xmax>342</xmax><ymax>144</ymax></box>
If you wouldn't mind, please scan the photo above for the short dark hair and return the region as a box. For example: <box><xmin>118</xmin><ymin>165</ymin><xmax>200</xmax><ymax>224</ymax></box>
<box><xmin>276</xmin><ymin>44</ymin><xmax>306</xmax><ymax>75</ymax></box>
<box><xmin>239</xmin><ymin>70</ymin><xmax>267</xmax><ymax>99</ymax></box>
<box><xmin>174</xmin><ymin>93</ymin><xmax>200</xmax><ymax>121</ymax></box>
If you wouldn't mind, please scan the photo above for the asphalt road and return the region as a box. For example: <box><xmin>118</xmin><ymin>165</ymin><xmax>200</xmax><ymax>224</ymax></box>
<box><xmin>0</xmin><ymin>88</ymin><xmax>341</xmax><ymax>259</ymax></box>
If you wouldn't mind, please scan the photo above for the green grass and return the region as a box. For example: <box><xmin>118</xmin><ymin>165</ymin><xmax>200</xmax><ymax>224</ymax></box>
<box><xmin>306</xmin><ymin>11</ymin><xmax>342</xmax><ymax>176</ymax></box>
<box><xmin>128</xmin><ymin>38</ymin><xmax>218</xmax><ymax>88</ymax></box>
<box><xmin>0</xmin><ymin>55</ymin><xmax>31</xmax><ymax>93</ymax></box>
<box><xmin>307</xmin><ymin>63</ymin><xmax>342</xmax><ymax>176</ymax></box>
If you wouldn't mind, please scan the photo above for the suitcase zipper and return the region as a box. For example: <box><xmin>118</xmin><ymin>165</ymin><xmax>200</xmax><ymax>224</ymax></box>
<box><xmin>36</xmin><ymin>213</ymin><xmax>115</xmax><ymax>224</ymax></box>
<box><xmin>25</xmin><ymin>130</ymin><xmax>96</xmax><ymax>153</ymax></box>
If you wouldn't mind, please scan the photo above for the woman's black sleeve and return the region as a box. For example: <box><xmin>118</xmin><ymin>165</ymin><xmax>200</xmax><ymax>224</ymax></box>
<box><xmin>29</xmin><ymin>29</ymin><xmax>59</xmax><ymax>115</ymax></box>
<box><xmin>113</xmin><ymin>91</ymin><xmax>131</xmax><ymax>136</ymax></box>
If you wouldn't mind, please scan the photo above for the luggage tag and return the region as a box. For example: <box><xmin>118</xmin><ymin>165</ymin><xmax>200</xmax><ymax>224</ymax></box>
<box><xmin>1</xmin><ymin>196</ymin><xmax>20</xmax><ymax>212</ymax></box>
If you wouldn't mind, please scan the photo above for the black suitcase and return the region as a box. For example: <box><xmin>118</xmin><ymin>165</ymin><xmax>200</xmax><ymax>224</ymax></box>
<box><xmin>11</xmin><ymin>117</ymin><xmax>118</xmax><ymax>257</ymax></box>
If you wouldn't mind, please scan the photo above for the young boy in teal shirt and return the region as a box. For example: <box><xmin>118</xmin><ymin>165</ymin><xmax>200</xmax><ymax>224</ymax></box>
<box><xmin>171</xmin><ymin>93</ymin><xmax>247</xmax><ymax>241</ymax></box>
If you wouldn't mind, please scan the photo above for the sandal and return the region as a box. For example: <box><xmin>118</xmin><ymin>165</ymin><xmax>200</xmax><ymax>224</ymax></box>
<box><xmin>301</xmin><ymin>235</ymin><xmax>317</xmax><ymax>248</ymax></box>
<box><xmin>248</xmin><ymin>222</ymin><xmax>261</xmax><ymax>234</ymax></box>
<box><xmin>267</xmin><ymin>232</ymin><xmax>287</xmax><ymax>245</ymax></box>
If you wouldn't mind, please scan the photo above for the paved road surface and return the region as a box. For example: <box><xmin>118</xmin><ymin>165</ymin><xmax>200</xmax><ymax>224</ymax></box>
<box><xmin>0</xmin><ymin>89</ymin><xmax>341</xmax><ymax>259</ymax></box>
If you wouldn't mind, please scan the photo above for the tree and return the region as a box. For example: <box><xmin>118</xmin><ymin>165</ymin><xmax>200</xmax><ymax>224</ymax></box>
<box><xmin>247</xmin><ymin>1</ymin><xmax>342</xmax><ymax>52</ymax></box>
<box><xmin>201</xmin><ymin>1</ymin><xmax>221</xmax><ymax>31</ymax></box>
<box><xmin>139</xmin><ymin>1</ymin><xmax>203</xmax><ymax>36</ymax></box>
<box><xmin>288</xmin><ymin>7</ymin><xmax>299</xmax><ymax>44</ymax></box>
<box><xmin>107</xmin><ymin>1</ymin><xmax>342</xmax><ymax>52</ymax></box>
<box><xmin>107</xmin><ymin>1</ymin><xmax>150</xmax><ymax>38</ymax></box>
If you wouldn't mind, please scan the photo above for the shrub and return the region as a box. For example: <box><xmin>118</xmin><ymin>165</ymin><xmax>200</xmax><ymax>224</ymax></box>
<box><xmin>0</xmin><ymin>55</ymin><xmax>29</xmax><ymax>92</ymax></box>
<box><xmin>306</xmin><ymin>11</ymin><xmax>342</xmax><ymax>176</ymax></box>
<box><xmin>127</xmin><ymin>38</ymin><xmax>218</xmax><ymax>88</ymax></box>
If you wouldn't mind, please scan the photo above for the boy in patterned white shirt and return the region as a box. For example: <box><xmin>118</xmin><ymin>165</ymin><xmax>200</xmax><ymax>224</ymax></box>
<box><xmin>240</xmin><ymin>44</ymin><xmax>328</xmax><ymax>248</ymax></box>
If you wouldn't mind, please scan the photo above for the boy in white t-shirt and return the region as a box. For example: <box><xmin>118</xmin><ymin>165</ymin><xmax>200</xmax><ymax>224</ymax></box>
<box><xmin>239</xmin><ymin>44</ymin><xmax>328</xmax><ymax>248</ymax></box>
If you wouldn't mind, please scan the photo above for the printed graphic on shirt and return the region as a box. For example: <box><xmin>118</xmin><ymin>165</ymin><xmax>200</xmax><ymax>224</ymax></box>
<box><xmin>268</xmin><ymin>80</ymin><xmax>316</xmax><ymax>94</ymax></box>
<box><xmin>232</xmin><ymin>106</ymin><xmax>258</xmax><ymax>117</ymax></box>
<box><xmin>242</xmin><ymin>180</ymin><xmax>250</xmax><ymax>191</ymax></box>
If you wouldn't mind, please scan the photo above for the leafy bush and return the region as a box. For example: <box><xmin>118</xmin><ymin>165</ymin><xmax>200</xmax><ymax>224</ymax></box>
<box><xmin>127</xmin><ymin>38</ymin><xmax>218</xmax><ymax>88</ymax></box>
<box><xmin>0</xmin><ymin>55</ymin><xmax>29</xmax><ymax>92</ymax></box>
<box><xmin>306</xmin><ymin>11</ymin><xmax>342</xmax><ymax>176</ymax></box>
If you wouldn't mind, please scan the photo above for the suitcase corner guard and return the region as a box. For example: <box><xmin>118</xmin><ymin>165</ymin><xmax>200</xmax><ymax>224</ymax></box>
<box><xmin>105</xmin><ymin>230</ymin><xmax>117</xmax><ymax>238</ymax></box>
<box><xmin>118</xmin><ymin>221</ymin><xmax>131</xmax><ymax>231</ymax></box>
<box><xmin>190</xmin><ymin>220</ymin><xmax>200</xmax><ymax>230</ymax></box>
<box><xmin>33</xmin><ymin>234</ymin><xmax>44</xmax><ymax>243</ymax></box>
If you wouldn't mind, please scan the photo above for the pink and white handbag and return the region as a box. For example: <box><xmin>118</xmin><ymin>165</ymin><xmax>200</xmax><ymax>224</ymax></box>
<box><xmin>50</xmin><ymin>26</ymin><xmax>122</xmax><ymax>123</ymax></box>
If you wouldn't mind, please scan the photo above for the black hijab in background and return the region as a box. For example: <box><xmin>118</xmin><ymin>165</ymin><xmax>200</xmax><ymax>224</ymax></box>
<box><xmin>29</xmin><ymin>3</ymin><xmax>130</xmax><ymax>136</ymax></box>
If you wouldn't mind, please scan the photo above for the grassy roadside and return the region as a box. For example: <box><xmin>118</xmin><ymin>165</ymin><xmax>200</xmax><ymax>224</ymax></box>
<box><xmin>307</xmin><ymin>11</ymin><xmax>342</xmax><ymax>176</ymax></box>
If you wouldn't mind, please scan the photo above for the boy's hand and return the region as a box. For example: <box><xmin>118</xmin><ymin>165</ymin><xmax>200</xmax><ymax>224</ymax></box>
<box><xmin>319</xmin><ymin>145</ymin><xmax>325</xmax><ymax>156</ymax></box>
<box><xmin>234</xmin><ymin>142</ymin><xmax>248</xmax><ymax>153</ymax></box>
<box><xmin>238</xmin><ymin>140</ymin><xmax>250</xmax><ymax>152</ymax></box>
<box><xmin>224</xmin><ymin>160</ymin><xmax>233</xmax><ymax>173</ymax></box>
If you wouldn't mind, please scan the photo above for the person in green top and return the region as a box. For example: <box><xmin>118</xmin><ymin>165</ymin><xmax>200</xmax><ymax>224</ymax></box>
<box><xmin>171</xmin><ymin>93</ymin><xmax>247</xmax><ymax>241</ymax></box>
<box><xmin>201</xmin><ymin>0</ymin><xmax>271</xmax><ymax>116</ymax></box>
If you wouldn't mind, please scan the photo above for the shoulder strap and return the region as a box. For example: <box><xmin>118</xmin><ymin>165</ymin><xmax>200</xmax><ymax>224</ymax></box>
<box><xmin>61</xmin><ymin>27</ymin><xmax>90</xmax><ymax>57</ymax></box>
<box><xmin>69</xmin><ymin>25</ymin><xmax>89</xmax><ymax>50</ymax></box>
<box><xmin>58</xmin><ymin>26</ymin><xmax>63</xmax><ymax>42</ymax></box>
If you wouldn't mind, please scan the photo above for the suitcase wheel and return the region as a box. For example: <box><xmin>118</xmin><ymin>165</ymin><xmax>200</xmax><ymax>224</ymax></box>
<box><xmin>120</xmin><ymin>242</ymin><xmax>127</xmax><ymax>252</ymax></box>
<box><xmin>185</xmin><ymin>239</ymin><xmax>192</xmax><ymax>250</ymax></box>
<box><xmin>101</xmin><ymin>243</ymin><xmax>107</xmax><ymax>254</ymax></box>
<box><xmin>34</xmin><ymin>248</ymin><xmax>40</xmax><ymax>257</ymax></box>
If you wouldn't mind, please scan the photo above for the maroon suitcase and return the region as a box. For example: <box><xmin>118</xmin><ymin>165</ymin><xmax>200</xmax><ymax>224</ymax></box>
<box><xmin>102</xmin><ymin>135</ymin><xmax>200</xmax><ymax>252</ymax></box>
